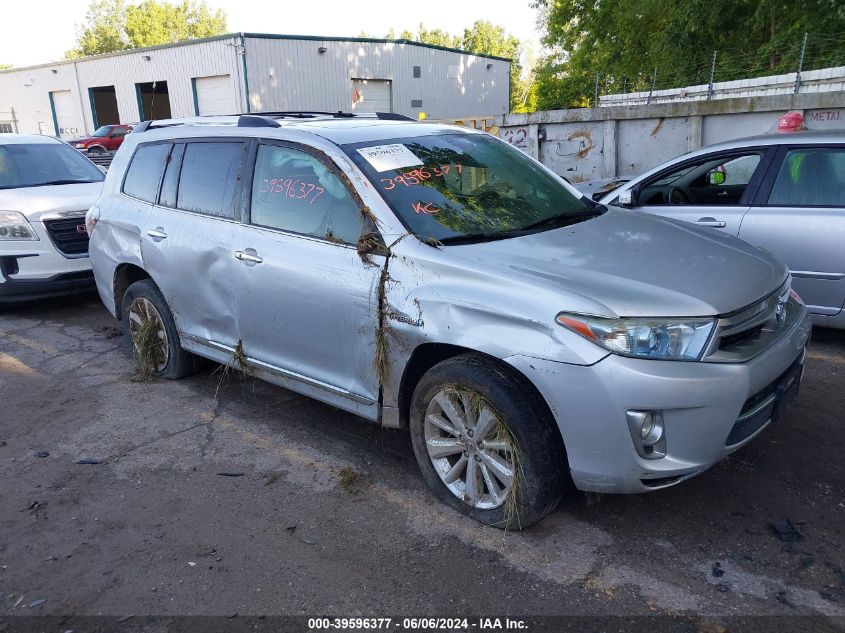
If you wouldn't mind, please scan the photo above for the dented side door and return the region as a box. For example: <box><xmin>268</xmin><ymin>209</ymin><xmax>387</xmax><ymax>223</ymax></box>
<box><xmin>139</xmin><ymin>139</ymin><xmax>246</xmax><ymax>348</ymax></box>
<box><xmin>227</xmin><ymin>140</ymin><xmax>383</xmax><ymax>415</ymax></box>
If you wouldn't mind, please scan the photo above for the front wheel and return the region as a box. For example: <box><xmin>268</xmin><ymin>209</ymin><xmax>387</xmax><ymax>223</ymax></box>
<box><xmin>121</xmin><ymin>279</ymin><xmax>195</xmax><ymax>380</ymax></box>
<box><xmin>409</xmin><ymin>354</ymin><xmax>568</xmax><ymax>529</ymax></box>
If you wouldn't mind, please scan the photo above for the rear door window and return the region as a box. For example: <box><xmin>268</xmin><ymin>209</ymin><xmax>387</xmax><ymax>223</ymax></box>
<box><xmin>767</xmin><ymin>148</ymin><xmax>845</xmax><ymax>207</ymax></box>
<box><xmin>123</xmin><ymin>142</ymin><xmax>170</xmax><ymax>203</ymax></box>
<box><xmin>249</xmin><ymin>144</ymin><xmax>363</xmax><ymax>244</ymax></box>
<box><xmin>177</xmin><ymin>142</ymin><xmax>246</xmax><ymax>219</ymax></box>
<box><xmin>158</xmin><ymin>143</ymin><xmax>185</xmax><ymax>209</ymax></box>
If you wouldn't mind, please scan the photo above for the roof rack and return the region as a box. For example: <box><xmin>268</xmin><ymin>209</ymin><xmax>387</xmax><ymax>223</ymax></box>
<box><xmin>238</xmin><ymin>110</ymin><xmax>415</xmax><ymax>121</ymax></box>
<box><xmin>237</xmin><ymin>115</ymin><xmax>280</xmax><ymax>128</ymax></box>
<box><xmin>133</xmin><ymin>110</ymin><xmax>417</xmax><ymax>133</ymax></box>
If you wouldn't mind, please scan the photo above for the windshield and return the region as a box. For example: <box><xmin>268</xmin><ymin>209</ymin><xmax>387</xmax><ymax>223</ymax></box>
<box><xmin>0</xmin><ymin>143</ymin><xmax>105</xmax><ymax>189</ymax></box>
<box><xmin>344</xmin><ymin>133</ymin><xmax>597</xmax><ymax>243</ymax></box>
<box><xmin>91</xmin><ymin>126</ymin><xmax>111</xmax><ymax>137</ymax></box>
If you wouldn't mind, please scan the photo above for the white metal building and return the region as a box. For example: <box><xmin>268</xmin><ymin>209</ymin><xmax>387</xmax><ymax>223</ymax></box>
<box><xmin>0</xmin><ymin>33</ymin><xmax>511</xmax><ymax>139</ymax></box>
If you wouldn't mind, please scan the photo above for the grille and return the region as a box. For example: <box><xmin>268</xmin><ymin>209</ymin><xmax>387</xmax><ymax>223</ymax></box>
<box><xmin>725</xmin><ymin>354</ymin><xmax>802</xmax><ymax>446</ymax></box>
<box><xmin>726</xmin><ymin>395</ymin><xmax>776</xmax><ymax>445</ymax></box>
<box><xmin>43</xmin><ymin>217</ymin><xmax>89</xmax><ymax>255</ymax></box>
<box><xmin>706</xmin><ymin>280</ymin><xmax>793</xmax><ymax>362</ymax></box>
<box><xmin>719</xmin><ymin>323</ymin><xmax>765</xmax><ymax>351</ymax></box>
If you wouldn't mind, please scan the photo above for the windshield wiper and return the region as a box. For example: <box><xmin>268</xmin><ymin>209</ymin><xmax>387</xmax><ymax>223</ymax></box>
<box><xmin>437</xmin><ymin>230</ymin><xmax>525</xmax><ymax>245</ymax></box>
<box><xmin>35</xmin><ymin>179</ymin><xmax>95</xmax><ymax>186</ymax></box>
<box><xmin>519</xmin><ymin>210</ymin><xmax>603</xmax><ymax>233</ymax></box>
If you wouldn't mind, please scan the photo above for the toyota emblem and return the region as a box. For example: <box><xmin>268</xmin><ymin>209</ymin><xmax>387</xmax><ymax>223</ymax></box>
<box><xmin>775</xmin><ymin>299</ymin><xmax>785</xmax><ymax>324</ymax></box>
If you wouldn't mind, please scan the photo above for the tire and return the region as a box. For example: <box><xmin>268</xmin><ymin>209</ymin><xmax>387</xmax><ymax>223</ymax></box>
<box><xmin>120</xmin><ymin>279</ymin><xmax>195</xmax><ymax>380</ymax></box>
<box><xmin>409</xmin><ymin>353</ymin><xmax>568</xmax><ymax>529</ymax></box>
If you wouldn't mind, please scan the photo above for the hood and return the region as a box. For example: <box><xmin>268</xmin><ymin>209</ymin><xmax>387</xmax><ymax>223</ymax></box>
<box><xmin>70</xmin><ymin>137</ymin><xmax>97</xmax><ymax>144</ymax></box>
<box><xmin>446</xmin><ymin>208</ymin><xmax>787</xmax><ymax>318</ymax></box>
<box><xmin>0</xmin><ymin>182</ymin><xmax>103</xmax><ymax>221</ymax></box>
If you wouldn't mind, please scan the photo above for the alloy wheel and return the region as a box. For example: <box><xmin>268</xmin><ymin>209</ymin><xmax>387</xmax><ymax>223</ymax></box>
<box><xmin>423</xmin><ymin>387</ymin><xmax>516</xmax><ymax>509</ymax></box>
<box><xmin>127</xmin><ymin>297</ymin><xmax>169</xmax><ymax>372</ymax></box>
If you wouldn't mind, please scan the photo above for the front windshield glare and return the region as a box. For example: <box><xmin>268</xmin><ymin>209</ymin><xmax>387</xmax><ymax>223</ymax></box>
<box><xmin>346</xmin><ymin>133</ymin><xmax>594</xmax><ymax>242</ymax></box>
<box><xmin>92</xmin><ymin>126</ymin><xmax>111</xmax><ymax>137</ymax></box>
<box><xmin>0</xmin><ymin>143</ymin><xmax>105</xmax><ymax>189</ymax></box>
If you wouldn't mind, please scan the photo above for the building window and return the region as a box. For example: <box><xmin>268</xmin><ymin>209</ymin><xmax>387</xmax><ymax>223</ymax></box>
<box><xmin>0</xmin><ymin>123</ymin><xmax>13</xmax><ymax>134</ymax></box>
<box><xmin>411</xmin><ymin>99</ymin><xmax>423</xmax><ymax>108</ymax></box>
<box><xmin>413</xmin><ymin>66</ymin><xmax>421</xmax><ymax>78</ymax></box>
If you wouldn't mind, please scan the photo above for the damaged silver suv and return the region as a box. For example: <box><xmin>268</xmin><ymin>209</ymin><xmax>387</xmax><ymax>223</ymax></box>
<box><xmin>88</xmin><ymin>112</ymin><xmax>811</xmax><ymax>529</ymax></box>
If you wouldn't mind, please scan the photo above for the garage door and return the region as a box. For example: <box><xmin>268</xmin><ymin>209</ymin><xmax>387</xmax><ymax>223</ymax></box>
<box><xmin>51</xmin><ymin>90</ymin><xmax>81</xmax><ymax>139</ymax></box>
<box><xmin>194</xmin><ymin>75</ymin><xmax>237</xmax><ymax>116</ymax></box>
<box><xmin>351</xmin><ymin>79</ymin><xmax>392</xmax><ymax>113</ymax></box>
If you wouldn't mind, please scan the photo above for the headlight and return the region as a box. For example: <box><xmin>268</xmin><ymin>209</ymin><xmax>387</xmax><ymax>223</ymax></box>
<box><xmin>74</xmin><ymin>143</ymin><xmax>86</xmax><ymax>149</ymax></box>
<box><xmin>0</xmin><ymin>211</ymin><xmax>39</xmax><ymax>241</ymax></box>
<box><xmin>556</xmin><ymin>312</ymin><xmax>715</xmax><ymax>361</ymax></box>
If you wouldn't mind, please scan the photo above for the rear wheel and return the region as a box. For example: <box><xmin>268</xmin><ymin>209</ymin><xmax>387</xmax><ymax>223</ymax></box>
<box><xmin>409</xmin><ymin>353</ymin><xmax>568</xmax><ymax>529</ymax></box>
<box><xmin>121</xmin><ymin>279</ymin><xmax>195</xmax><ymax>379</ymax></box>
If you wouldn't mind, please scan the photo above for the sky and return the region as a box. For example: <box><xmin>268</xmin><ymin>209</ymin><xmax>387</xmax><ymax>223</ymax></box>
<box><xmin>0</xmin><ymin>0</ymin><xmax>542</xmax><ymax>68</ymax></box>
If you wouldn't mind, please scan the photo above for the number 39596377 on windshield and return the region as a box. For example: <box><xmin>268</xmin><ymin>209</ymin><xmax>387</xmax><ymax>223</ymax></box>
<box><xmin>379</xmin><ymin>164</ymin><xmax>463</xmax><ymax>191</ymax></box>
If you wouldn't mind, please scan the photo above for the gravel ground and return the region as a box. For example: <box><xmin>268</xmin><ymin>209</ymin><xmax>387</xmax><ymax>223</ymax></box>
<box><xmin>0</xmin><ymin>294</ymin><xmax>843</xmax><ymax>629</ymax></box>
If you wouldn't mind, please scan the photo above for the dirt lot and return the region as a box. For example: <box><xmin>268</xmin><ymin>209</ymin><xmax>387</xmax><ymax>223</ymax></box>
<box><xmin>1</xmin><ymin>294</ymin><xmax>844</xmax><ymax>628</ymax></box>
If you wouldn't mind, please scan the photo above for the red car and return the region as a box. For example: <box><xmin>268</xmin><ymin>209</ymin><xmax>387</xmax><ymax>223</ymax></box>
<box><xmin>72</xmin><ymin>124</ymin><xmax>134</xmax><ymax>153</ymax></box>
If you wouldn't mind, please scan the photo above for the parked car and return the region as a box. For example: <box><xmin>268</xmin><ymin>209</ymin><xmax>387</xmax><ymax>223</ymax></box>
<box><xmin>72</xmin><ymin>124</ymin><xmax>134</xmax><ymax>153</ymax></box>
<box><xmin>598</xmin><ymin>131</ymin><xmax>845</xmax><ymax>329</ymax></box>
<box><xmin>88</xmin><ymin>113</ymin><xmax>811</xmax><ymax>528</ymax></box>
<box><xmin>573</xmin><ymin>177</ymin><xmax>630</xmax><ymax>201</ymax></box>
<box><xmin>0</xmin><ymin>134</ymin><xmax>104</xmax><ymax>304</ymax></box>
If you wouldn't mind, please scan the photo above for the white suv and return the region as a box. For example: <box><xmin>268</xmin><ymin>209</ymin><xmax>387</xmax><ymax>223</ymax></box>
<box><xmin>0</xmin><ymin>134</ymin><xmax>104</xmax><ymax>304</ymax></box>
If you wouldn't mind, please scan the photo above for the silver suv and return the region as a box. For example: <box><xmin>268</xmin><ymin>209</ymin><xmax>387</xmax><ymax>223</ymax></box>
<box><xmin>88</xmin><ymin>113</ymin><xmax>811</xmax><ymax>528</ymax></box>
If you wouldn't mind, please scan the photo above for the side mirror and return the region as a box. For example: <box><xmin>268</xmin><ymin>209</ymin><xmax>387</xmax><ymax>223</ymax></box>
<box><xmin>707</xmin><ymin>170</ymin><xmax>726</xmax><ymax>186</ymax></box>
<box><xmin>617</xmin><ymin>189</ymin><xmax>634</xmax><ymax>207</ymax></box>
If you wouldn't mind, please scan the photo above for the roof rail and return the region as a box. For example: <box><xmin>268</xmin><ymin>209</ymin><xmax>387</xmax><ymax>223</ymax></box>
<box><xmin>374</xmin><ymin>112</ymin><xmax>414</xmax><ymax>121</ymax></box>
<box><xmin>237</xmin><ymin>115</ymin><xmax>281</xmax><ymax>128</ymax></box>
<box><xmin>237</xmin><ymin>110</ymin><xmax>415</xmax><ymax>121</ymax></box>
<box><xmin>132</xmin><ymin>119</ymin><xmax>198</xmax><ymax>133</ymax></box>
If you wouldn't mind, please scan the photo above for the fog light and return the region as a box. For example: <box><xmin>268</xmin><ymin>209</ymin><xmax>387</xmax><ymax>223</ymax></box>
<box><xmin>640</xmin><ymin>415</ymin><xmax>654</xmax><ymax>439</ymax></box>
<box><xmin>626</xmin><ymin>410</ymin><xmax>666</xmax><ymax>459</ymax></box>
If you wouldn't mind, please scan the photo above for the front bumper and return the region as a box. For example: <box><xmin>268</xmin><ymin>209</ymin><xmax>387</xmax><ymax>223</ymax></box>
<box><xmin>506</xmin><ymin>303</ymin><xmax>812</xmax><ymax>493</ymax></box>
<box><xmin>0</xmin><ymin>229</ymin><xmax>93</xmax><ymax>303</ymax></box>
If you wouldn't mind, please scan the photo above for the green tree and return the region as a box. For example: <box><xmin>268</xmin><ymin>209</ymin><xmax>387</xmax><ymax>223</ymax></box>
<box><xmin>0</xmin><ymin>64</ymin><xmax>11</xmax><ymax>70</ymax></box>
<box><xmin>66</xmin><ymin>0</ymin><xmax>226</xmax><ymax>58</ymax></box>
<box><xmin>417</xmin><ymin>23</ymin><xmax>461</xmax><ymax>48</ymax></box>
<box><xmin>533</xmin><ymin>0</ymin><xmax>845</xmax><ymax>110</ymax></box>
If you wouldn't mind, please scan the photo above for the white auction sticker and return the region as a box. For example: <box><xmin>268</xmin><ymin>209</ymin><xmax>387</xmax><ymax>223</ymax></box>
<box><xmin>356</xmin><ymin>144</ymin><xmax>423</xmax><ymax>172</ymax></box>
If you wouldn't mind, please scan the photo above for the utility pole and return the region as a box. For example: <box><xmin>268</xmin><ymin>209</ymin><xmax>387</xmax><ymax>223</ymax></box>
<box><xmin>647</xmin><ymin>68</ymin><xmax>657</xmax><ymax>104</ymax></box>
<box><xmin>794</xmin><ymin>32</ymin><xmax>808</xmax><ymax>94</ymax></box>
<box><xmin>594</xmin><ymin>72</ymin><xmax>600</xmax><ymax>107</ymax></box>
<box><xmin>707</xmin><ymin>51</ymin><xmax>717</xmax><ymax>100</ymax></box>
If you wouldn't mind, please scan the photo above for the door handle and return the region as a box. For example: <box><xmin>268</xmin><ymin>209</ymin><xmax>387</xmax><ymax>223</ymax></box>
<box><xmin>235</xmin><ymin>249</ymin><xmax>263</xmax><ymax>265</ymax></box>
<box><xmin>695</xmin><ymin>217</ymin><xmax>726</xmax><ymax>228</ymax></box>
<box><xmin>146</xmin><ymin>228</ymin><xmax>167</xmax><ymax>241</ymax></box>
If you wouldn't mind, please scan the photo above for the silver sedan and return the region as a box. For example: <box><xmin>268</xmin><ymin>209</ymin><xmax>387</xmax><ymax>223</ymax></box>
<box><xmin>600</xmin><ymin>131</ymin><xmax>845</xmax><ymax>329</ymax></box>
